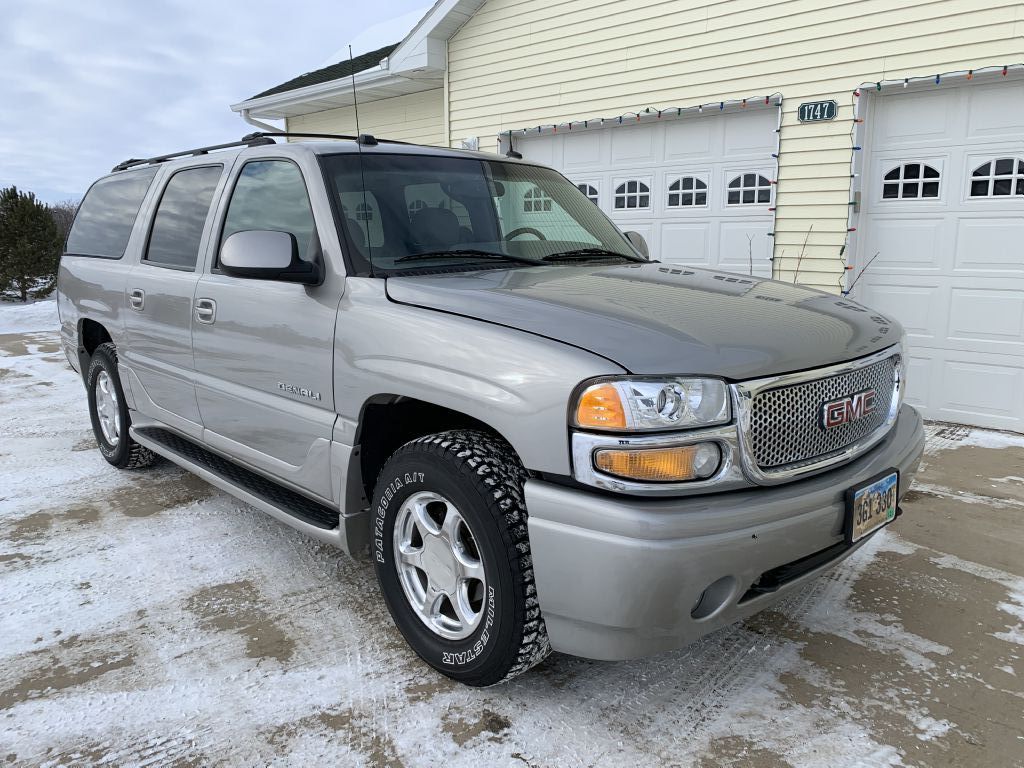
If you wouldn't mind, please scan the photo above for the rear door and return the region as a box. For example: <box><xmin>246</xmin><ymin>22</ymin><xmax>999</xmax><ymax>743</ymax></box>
<box><xmin>191</xmin><ymin>157</ymin><xmax>338</xmax><ymax>501</ymax></box>
<box><xmin>123</xmin><ymin>164</ymin><xmax>227</xmax><ymax>439</ymax></box>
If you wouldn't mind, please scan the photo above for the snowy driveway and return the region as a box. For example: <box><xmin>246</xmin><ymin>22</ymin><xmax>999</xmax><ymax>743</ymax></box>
<box><xmin>2</xmin><ymin>301</ymin><xmax>1023</xmax><ymax>767</ymax></box>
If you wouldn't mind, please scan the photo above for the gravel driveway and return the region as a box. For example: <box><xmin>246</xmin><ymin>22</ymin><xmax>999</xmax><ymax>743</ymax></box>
<box><xmin>2</xmin><ymin>301</ymin><xmax>1022</xmax><ymax>767</ymax></box>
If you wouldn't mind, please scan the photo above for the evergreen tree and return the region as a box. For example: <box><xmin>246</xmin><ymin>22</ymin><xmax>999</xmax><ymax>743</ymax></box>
<box><xmin>0</xmin><ymin>186</ymin><xmax>63</xmax><ymax>302</ymax></box>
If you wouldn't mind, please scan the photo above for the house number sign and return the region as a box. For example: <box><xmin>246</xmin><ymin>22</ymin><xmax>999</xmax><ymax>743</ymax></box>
<box><xmin>797</xmin><ymin>100</ymin><xmax>838</xmax><ymax>122</ymax></box>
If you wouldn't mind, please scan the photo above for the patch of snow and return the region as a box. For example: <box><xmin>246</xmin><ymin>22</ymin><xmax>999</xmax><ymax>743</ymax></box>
<box><xmin>0</xmin><ymin>298</ymin><xmax>59</xmax><ymax>334</ymax></box>
<box><xmin>929</xmin><ymin>554</ymin><xmax>1024</xmax><ymax>591</ymax></box>
<box><xmin>793</xmin><ymin>531</ymin><xmax>952</xmax><ymax>671</ymax></box>
<box><xmin>914</xmin><ymin>715</ymin><xmax>953</xmax><ymax>742</ymax></box>
<box><xmin>994</xmin><ymin>625</ymin><xmax>1024</xmax><ymax>646</ymax></box>
<box><xmin>996</xmin><ymin>664</ymin><xmax>1016</xmax><ymax>676</ymax></box>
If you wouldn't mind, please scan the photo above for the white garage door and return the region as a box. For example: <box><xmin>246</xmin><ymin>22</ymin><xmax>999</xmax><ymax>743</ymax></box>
<box><xmin>856</xmin><ymin>77</ymin><xmax>1024</xmax><ymax>431</ymax></box>
<box><xmin>514</xmin><ymin>107</ymin><xmax>777</xmax><ymax>277</ymax></box>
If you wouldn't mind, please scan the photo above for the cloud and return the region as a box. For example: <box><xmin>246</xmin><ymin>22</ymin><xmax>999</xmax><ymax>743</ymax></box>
<box><xmin>0</xmin><ymin>0</ymin><xmax>428</xmax><ymax>202</ymax></box>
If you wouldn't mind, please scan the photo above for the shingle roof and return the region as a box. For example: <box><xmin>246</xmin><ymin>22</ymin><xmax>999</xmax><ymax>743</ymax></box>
<box><xmin>250</xmin><ymin>43</ymin><xmax>399</xmax><ymax>100</ymax></box>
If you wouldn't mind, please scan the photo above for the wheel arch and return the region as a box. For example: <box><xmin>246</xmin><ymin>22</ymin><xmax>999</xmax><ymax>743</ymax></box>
<box><xmin>353</xmin><ymin>394</ymin><xmax>521</xmax><ymax>509</ymax></box>
<box><xmin>77</xmin><ymin>318</ymin><xmax>113</xmax><ymax>381</ymax></box>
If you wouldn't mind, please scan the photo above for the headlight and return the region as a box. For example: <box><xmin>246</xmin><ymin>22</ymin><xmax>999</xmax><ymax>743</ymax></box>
<box><xmin>573</xmin><ymin>377</ymin><xmax>730</xmax><ymax>431</ymax></box>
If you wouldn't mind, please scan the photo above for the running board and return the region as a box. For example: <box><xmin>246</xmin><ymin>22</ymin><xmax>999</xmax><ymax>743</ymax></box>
<box><xmin>131</xmin><ymin>426</ymin><xmax>343</xmax><ymax>547</ymax></box>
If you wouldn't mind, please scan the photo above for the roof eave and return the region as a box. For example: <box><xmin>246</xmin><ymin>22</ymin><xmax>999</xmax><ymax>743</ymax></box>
<box><xmin>231</xmin><ymin>67</ymin><xmax>442</xmax><ymax>119</ymax></box>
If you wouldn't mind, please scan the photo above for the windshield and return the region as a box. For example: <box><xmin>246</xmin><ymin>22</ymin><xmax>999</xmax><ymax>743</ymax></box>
<box><xmin>320</xmin><ymin>153</ymin><xmax>640</xmax><ymax>275</ymax></box>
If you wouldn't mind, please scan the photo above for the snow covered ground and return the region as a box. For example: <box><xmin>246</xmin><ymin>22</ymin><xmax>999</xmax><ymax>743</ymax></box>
<box><xmin>1</xmin><ymin>301</ymin><xmax>1022</xmax><ymax>767</ymax></box>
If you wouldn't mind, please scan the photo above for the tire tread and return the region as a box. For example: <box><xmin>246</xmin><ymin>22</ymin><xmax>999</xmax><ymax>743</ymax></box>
<box><xmin>389</xmin><ymin>429</ymin><xmax>551</xmax><ymax>684</ymax></box>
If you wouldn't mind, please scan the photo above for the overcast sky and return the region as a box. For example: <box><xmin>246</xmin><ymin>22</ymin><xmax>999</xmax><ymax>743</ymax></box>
<box><xmin>0</xmin><ymin>0</ymin><xmax>429</xmax><ymax>203</ymax></box>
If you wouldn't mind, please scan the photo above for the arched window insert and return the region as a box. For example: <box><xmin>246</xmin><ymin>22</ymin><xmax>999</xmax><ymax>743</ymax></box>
<box><xmin>523</xmin><ymin>186</ymin><xmax>552</xmax><ymax>212</ymax></box>
<box><xmin>614</xmin><ymin>180</ymin><xmax>650</xmax><ymax>209</ymax></box>
<box><xmin>727</xmin><ymin>174</ymin><xmax>771</xmax><ymax>205</ymax></box>
<box><xmin>356</xmin><ymin>202</ymin><xmax>374</xmax><ymax>221</ymax></box>
<box><xmin>668</xmin><ymin>176</ymin><xmax>708</xmax><ymax>207</ymax></box>
<box><xmin>882</xmin><ymin>163</ymin><xmax>940</xmax><ymax>199</ymax></box>
<box><xmin>577</xmin><ymin>183</ymin><xmax>599</xmax><ymax>204</ymax></box>
<box><xmin>970</xmin><ymin>158</ymin><xmax>1024</xmax><ymax>197</ymax></box>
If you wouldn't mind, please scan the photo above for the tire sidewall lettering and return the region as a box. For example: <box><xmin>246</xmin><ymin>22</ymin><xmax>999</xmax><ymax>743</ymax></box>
<box><xmin>442</xmin><ymin>585</ymin><xmax>495</xmax><ymax>666</ymax></box>
<box><xmin>374</xmin><ymin>471</ymin><xmax>424</xmax><ymax>564</ymax></box>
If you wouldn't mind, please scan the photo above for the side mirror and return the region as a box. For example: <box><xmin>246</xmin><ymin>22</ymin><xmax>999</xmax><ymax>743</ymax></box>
<box><xmin>220</xmin><ymin>230</ymin><xmax>322</xmax><ymax>285</ymax></box>
<box><xmin>623</xmin><ymin>230</ymin><xmax>649</xmax><ymax>259</ymax></box>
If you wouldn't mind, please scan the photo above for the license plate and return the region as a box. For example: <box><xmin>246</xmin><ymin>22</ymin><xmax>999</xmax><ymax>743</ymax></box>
<box><xmin>845</xmin><ymin>469</ymin><xmax>899</xmax><ymax>544</ymax></box>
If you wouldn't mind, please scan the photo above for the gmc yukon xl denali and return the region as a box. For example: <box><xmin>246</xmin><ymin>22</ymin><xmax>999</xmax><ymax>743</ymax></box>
<box><xmin>57</xmin><ymin>133</ymin><xmax>925</xmax><ymax>686</ymax></box>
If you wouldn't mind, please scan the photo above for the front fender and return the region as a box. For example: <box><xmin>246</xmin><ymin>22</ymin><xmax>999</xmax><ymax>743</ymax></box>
<box><xmin>334</xmin><ymin>279</ymin><xmax>624</xmax><ymax>475</ymax></box>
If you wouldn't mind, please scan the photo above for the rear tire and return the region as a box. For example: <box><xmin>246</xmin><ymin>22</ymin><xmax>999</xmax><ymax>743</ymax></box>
<box><xmin>86</xmin><ymin>343</ymin><xmax>156</xmax><ymax>469</ymax></box>
<box><xmin>372</xmin><ymin>430</ymin><xmax>550</xmax><ymax>686</ymax></box>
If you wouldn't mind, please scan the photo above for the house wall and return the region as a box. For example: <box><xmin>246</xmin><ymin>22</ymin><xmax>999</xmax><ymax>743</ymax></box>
<box><xmin>286</xmin><ymin>88</ymin><xmax>446</xmax><ymax>146</ymax></box>
<box><xmin>446</xmin><ymin>0</ymin><xmax>1024</xmax><ymax>291</ymax></box>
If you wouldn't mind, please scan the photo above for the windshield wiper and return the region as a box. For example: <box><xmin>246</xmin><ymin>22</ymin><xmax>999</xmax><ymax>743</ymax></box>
<box><xmin>395</xmin><ymin>249</ymin><xmax>545</xmax><ymax>265</ymax></box>
<box><xmin>540</xmin><ymin>248</ymin><xmax>646</xmax><ymax>263</ymax></box>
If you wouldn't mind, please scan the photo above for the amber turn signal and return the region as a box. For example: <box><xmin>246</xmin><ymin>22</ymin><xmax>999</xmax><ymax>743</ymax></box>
<box><xmin>594</xmin><ymin>443</ymin><xmax>720</xmax><ymax>482</ymax></box>
<box><xmin>575</xmin><ymin>382</ymin><xmax>627</xmax><ymax>429</ymax></box>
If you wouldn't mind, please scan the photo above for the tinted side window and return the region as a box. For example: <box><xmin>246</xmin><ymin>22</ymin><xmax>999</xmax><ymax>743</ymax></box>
<box><xmin>66</xmin><ymin>168</ymin><xmax>159</xmax><ymax>258</ymax></box>
<box><xmin>220</xmin><ymin>160</ymin><xmax>315</xmax><ymax>263</ymax></box>
<box><xmin>144</xmin><ymin>166</ymin><xmax>222</xmax><ymax>269</ymax></box>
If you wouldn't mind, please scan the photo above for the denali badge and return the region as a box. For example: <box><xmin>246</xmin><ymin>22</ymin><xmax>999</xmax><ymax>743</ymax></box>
<box><xmin>277</xmin><ymin>382</ymin><xmax>322</xmax><ymax>401</ymax></box>
<box><xmin>820</xmin><ymin>389</ymin><xmax>876</xmax><ymax>429</ymax></box>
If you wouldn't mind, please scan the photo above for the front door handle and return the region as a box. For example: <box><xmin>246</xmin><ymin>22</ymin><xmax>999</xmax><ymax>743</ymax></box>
<box><xmin>195</xmin><ymin>298</ymin><xmax>216</xmax><ymax>324</ymax></box>
<box><xmin>129</xmin><ymin>289</ymin><xmax>145</xmax><ymax>311</ymax></box>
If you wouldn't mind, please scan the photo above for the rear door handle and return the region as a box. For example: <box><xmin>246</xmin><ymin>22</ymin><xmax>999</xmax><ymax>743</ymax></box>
<box><xmin>195</xmin><ymin>298</ymin><xmax>216</xmax><ymax>324</ymax></box>
<box><xmin>129</xmin><ymin>289</ymin><xmax>145</xmax><ymax>311</ymax></box>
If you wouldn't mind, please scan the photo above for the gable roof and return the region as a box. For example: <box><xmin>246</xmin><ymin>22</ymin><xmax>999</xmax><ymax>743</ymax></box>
<box><xmin>250</xmin><ymin>43</ymin><xmax>399</xmax><ymax>100</ymax></box>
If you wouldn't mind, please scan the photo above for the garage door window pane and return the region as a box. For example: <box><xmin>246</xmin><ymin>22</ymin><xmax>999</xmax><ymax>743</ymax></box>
<box><xmin>614</xmin><ymin>180</ymin><xmax>650</xmax><ymax>210</ymax></box>
<box><xmin>726</xmin><ymin>174</ymin><xmax>771</xmax><ymax>206</ymax></box>
<box><xmin>969</xmin><ymin>157</ymin><xmax>1024</xmax><ymax>197</ymax></box>
<box><xmin>576</xmin><ymin>184</ymin><xmax>599</xmax><ymax>204</ymax></box>
<box><xmin>667</xmin><ymin>176</ymin><xmax>707</xmax><ymax>207</ymax></box>
<box><xmin>524</xmin><ymin>187</ymin><xmax>552</xmax><ymax>212</ymax></box>
<box><xmin>882</xmin><ymin>163</ymin><xmax>941</xmax><ymax>200</ymax></box>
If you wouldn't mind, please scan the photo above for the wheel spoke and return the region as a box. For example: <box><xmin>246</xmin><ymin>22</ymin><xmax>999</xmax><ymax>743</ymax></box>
<box><xmin>418</xmin><ymin>588</ymin><xmax>442</xmax><ymax>618</ymax></box>
<box><xmin>398</xmin><ymin>543</ymin><xmax>423</xmax><ymax>569</ymax></box>
<box><xmin>441</xmin><ymin>506</ymin><xmax>464</xmax><ymax>541</ymax></box>
<box><xmin>452</xmin><ymin>583</ymin><xmax>480</xmax><ymax>629</ymax></box>
<box><xmin>456</xmin><ymin>555</ymin><xmax>484</xmax><ymax>583</ymax></box>
<box><xmin>413</xmin><ymin>499</ymin><xmax>442</xmax><ymax>536</ymax></box>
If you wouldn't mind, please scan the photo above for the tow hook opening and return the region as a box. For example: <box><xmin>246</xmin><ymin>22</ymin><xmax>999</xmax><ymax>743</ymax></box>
<box><xmin>690</xmin><ymin>575</ymin><xmax>738</xmax><ymax>621</ymax></box>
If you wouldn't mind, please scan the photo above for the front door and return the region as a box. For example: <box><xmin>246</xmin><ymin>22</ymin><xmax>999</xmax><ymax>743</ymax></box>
<box><xmin>123</xmin><ymin>164</ymin><xmax>226</xmax><ymax>439</ymax></box>
<box><xmin>191</xmin><ymin>158</ymin><xmax>338</xmax><ymax>501</ymax></box>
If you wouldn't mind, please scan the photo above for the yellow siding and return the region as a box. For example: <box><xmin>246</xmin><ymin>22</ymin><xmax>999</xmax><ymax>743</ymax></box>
<box><xmin>286</xmin><ymin>89</ymin><xmax>445</xmax><ymax>146</ymax></box>
<box><xmin>448</xmin><ymin>0</ymin><xmax>1024</xmax><ymax>290</ymax></box>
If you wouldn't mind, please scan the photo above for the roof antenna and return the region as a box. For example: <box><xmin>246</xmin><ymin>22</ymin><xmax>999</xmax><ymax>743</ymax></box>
<box><xmin>505</xmin><ymin>130</ymin><xmax>522</xmax><ymax>159</ymax></box>
<box><xmin>349</xmin><ymin>45</ymin><xmax>377</xmax><ymax>146</ymax></box>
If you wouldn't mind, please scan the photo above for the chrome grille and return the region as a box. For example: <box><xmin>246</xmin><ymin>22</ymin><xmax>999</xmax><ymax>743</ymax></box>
<box><xmin>748</xmin><ymin>355</ymin><xmax>898</xmax><ymax>470</ymax></box>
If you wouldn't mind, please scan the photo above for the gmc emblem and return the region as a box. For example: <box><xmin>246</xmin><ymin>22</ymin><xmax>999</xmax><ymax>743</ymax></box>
<box><xmin>820</xmin><ymin>389</ymin><xmax>877</xmax><ymax>429</ymax></box>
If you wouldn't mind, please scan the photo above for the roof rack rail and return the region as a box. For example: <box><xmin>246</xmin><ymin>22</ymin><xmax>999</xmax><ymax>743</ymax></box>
<box><xmin>111</xmin><ymin>134</ymin><xmax>277</xmax><ymax>172</ymax></box>
<box><xmin>110</xmin><ymin>131</ymin><xmax>414</xmax><ymax>173</ymax></box>
<box><xmin>242</xmin><ymin>131</ymin><xmax>411</xmax><ymax>146</ymax></box>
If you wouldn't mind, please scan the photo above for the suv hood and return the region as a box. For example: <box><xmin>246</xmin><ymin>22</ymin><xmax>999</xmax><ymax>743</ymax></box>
<box><xmin>386</xmin><ymin>263</ymin><xmax>900</xmax><ymax>380</ymax></box>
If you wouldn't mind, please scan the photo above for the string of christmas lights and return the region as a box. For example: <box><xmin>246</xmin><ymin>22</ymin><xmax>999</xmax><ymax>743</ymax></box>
<box><xmin>502</xmin><ymin>94</ymin><xmax>784</xmax><ymax>138</ymax></box>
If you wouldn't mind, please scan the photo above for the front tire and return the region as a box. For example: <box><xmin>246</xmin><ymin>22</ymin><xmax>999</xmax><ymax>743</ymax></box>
<box><xmin>372</xmin><ymin>430</ymin><xmax>550</xmax><ymax>686</ymax></box>
<box><xmin>86</xmin><ymin>343</ymin><xmax>156</xmax><ymax>469</ymax></box>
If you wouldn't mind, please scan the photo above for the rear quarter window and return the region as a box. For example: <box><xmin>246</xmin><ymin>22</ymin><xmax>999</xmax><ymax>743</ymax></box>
<box><xmin>66</xmin><ymin>167</ymin><xmax>158</xmax><ymax>258</ymax></box>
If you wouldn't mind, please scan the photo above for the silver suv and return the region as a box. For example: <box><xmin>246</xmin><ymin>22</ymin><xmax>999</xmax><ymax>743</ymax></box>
<box><xmin>57</xmin><ymin>133</ymin><xmax>925</xmax><ymax>686</ymax></box>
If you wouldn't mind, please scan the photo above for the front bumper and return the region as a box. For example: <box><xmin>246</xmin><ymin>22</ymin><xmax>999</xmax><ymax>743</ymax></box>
<box><xmin>525</xmin><ymin>404</ymin><xmax>925</xmax><ymax>660</ymax></box>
